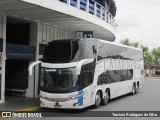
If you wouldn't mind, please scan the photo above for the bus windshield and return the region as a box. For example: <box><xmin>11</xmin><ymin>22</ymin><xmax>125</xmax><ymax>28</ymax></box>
<box><xmin>40</xmin><ymin>67</ymin><xmax>80</xmax><ymax>93</ymax></box>
<box><xmin>42</xmin><ymin>39</ymin><xmax>99</xmax><ymax>63</ymax></box>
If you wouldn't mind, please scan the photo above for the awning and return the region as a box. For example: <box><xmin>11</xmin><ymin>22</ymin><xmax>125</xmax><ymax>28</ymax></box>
<box><xmin>0</xmin><ymin>0</ymin><xmax>116</xmax><ymax>41</ymax></box>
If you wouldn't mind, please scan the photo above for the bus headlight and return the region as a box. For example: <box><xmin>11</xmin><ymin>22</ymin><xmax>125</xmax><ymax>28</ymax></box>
<box><xmin>69</xmin><ymin>95</ymin><xmax>78</xmax><ymax>100</ymax></box>
<box><xmin>40</xmin><ymin>94</ymin><xmax>45</xmax><ymax>99</ymax></box>
<box><xmin>69</xmin><ymin>92</ymin><xmax>85</xmax><ymax>100</ymax></box>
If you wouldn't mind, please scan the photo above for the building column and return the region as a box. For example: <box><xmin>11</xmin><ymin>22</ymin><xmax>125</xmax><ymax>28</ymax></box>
<box><xmin>0</xmin><ymin>14</ymin><xmax>6</xmax><ymax>103</ymax></box>
<box><xmin>25</xmin><ymin>22</ymin><xmax>39</xmax><ymax>98</ymax></box>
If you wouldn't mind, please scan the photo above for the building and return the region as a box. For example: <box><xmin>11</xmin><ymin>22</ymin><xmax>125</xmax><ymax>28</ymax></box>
<box><xmin>0</xmin><ymin>0</ymin><xmax>116</xmax><ymax>103</ymax></box>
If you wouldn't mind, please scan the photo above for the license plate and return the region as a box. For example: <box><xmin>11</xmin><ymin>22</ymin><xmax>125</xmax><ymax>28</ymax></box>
<box><xmin>54</xmin><ymin>105</ymin><xmax>61</xmax><ymax>108</ymax></box>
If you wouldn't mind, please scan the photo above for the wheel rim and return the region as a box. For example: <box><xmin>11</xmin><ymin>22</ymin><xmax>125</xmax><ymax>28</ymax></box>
<box><xmin>95</xmin><ymin>92</ymin><xmax>101</xmax><ymax>105</ymax></box>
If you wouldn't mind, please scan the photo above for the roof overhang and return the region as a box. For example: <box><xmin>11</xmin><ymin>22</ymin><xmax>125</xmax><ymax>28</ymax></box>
<box><xmin>0</xmin><ymin>0</ymin><xmax>116</xmax><ymax>41</ymax></box>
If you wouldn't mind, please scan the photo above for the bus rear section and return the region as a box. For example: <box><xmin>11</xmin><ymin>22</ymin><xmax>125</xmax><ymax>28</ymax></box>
<box><xmin>94</xmin><ymin>40</ymin><xmax>144</xmax><ymax>101</ymax></box>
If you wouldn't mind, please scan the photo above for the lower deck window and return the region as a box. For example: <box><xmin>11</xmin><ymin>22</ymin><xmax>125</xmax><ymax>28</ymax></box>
<box><xmin>98</xmin><ymin>69</ymin><xmax>133</xmax><ymax>85</ymax></box>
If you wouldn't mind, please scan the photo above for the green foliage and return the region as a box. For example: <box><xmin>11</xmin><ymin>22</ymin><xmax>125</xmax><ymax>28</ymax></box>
<box><xmin>140</xmin><ymin>45</ymin><xmax>153</xmax><ymax>65</ymax></box>
<box><xmin>120</xmin><ymin>38</ymin><xmax>130</xmax><ymax>46</ymax></box>
<box><xmin>145</xmin><ymin>52</ymin><xmax>153</xmax><ymax>65</ymax></box>
<box><xmin>152</xmin><ymin>47</ymin><xmax>160</xmax><ymax>65</ymax></box>
<box><xmin>140</xmin><ymin>45</ymin><xmax>148</xmax><ymax>53</ymax></box>
<box><xmin>121</xmin><ymin>38</ymin><xmax>139</xmax><ymax>48</ymax></box>
<box><xmin>134</xmin><ymin>41</ymin><xmax>139</xmax><ymax>48</ymax></box>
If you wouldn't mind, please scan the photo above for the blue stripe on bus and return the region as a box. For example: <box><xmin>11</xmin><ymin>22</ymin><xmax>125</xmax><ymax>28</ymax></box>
<box><xmin>78</xmin><ymin>90</ymin><xmax>83</xmax><ymax>106</ymax></box>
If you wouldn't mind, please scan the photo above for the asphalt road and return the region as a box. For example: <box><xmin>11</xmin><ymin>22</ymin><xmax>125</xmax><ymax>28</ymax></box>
<box><xmin>6</xmin><ymin>78</ymin><xmax>160</xmax><ymax>120</ymax></box>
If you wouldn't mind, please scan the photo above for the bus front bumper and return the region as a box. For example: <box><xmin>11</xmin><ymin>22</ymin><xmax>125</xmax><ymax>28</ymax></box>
<box><xmin>40</xmin><ymin>97</ymin><xmax>85</xmax><ymax>109</ymax></box>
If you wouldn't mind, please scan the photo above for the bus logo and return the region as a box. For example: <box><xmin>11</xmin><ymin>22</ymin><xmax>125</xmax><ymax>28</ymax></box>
<box><xmin>58</xmin><ymin>69</ymin><xmax>62</xmax><ymax>75</ymax></box>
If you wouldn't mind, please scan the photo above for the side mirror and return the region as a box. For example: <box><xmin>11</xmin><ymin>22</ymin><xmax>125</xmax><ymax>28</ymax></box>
<box><xmin>28</xmin><ymin>61</ymin><xmax>41</xmax><ymax>76</ymax></box>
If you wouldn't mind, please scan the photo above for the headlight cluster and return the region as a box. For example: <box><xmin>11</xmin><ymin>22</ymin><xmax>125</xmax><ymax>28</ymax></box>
<box><xmin>69</xmin><ymin>95</ymin><xmax>79</xmax><ymax>100</ymax></box>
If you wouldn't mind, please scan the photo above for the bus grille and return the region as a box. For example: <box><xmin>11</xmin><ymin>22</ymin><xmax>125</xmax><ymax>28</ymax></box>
<box><xmin>43</xmin><ymin>97</ymin><xmax>70</xmax><ymax>102</ymax></box>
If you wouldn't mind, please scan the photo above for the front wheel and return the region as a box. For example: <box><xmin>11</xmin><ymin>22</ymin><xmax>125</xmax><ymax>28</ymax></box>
<box><xmin>101</xmin><ymin>90</ymin><xmax>109</xmax><ymax>105</ymax></box>
<box><xmin>94</xmin><ymin>91</ymin><xmax>101</xmax><ymax>108</ymax></box>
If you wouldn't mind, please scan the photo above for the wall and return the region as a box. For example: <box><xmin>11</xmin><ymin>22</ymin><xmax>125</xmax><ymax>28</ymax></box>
<box><xmin>0</xmin><ymin>17</ymin><xmax>75</xmax><ymax>100</ymax></box>
<box><xmin>39</xmin><ymin>23</ymin><xmax>74</xmax><ymax>44</ymax></box>
<box><xmin>38</xmin><ymin>23</ymin><xmax>75</xmax><ymax>59</ymax></box>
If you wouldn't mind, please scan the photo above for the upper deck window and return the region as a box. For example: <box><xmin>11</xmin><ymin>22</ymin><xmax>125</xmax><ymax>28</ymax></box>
<box><xmin>42</xmin><ymin>39</ymin><xmax>98</xmax><ymax>63</ymax></box>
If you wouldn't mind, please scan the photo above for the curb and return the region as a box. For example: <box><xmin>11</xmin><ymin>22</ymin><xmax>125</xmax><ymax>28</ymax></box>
<box><xmin>147</xmin><ymin>77</ymin><xmax>160</xmax><ymax>79</ymax></box>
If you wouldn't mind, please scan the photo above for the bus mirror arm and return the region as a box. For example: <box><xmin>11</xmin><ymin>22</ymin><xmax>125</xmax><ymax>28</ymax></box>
<box><xmin>29</xmin><ymin>61</ymin><xmax>41</xmax><ymax>76</ymax></box>
<box><xmin>76</xmin><ymin>59</ymin><xmax>89</xmax><ymax>75</ymax></box>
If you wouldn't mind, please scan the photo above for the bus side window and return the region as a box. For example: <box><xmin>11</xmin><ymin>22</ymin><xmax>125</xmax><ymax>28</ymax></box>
<box><xmin>98</xmin><ymin>72</ymin><xmax>109</xmax><ymax>85</ymax></box>
<box><xmin>82</xmin><ymin>71</ymin><xmax>93</xmax><ymax>87</ymax></box>
<box><xmin>128</xmin><ymin>69</ymin><xmax>133</xmax><ymax>79</ymax></box>
<box><xmin>116</xmin><ymin>70</ymin><xmax>124</xmax><ymax>81</ymax></box>
<box><xmin>109</xmin><ymin>71</ymin><xmax>116</xmax><ymax>83</ymax></box>
<box><xmin>122</xmin><ymin>70</ymin><xmax>128</xmax><ymax>80</ymax></box>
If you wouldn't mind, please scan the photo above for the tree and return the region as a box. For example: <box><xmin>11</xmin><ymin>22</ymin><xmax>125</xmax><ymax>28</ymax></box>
<box><xmin>134</xmin><ymin>41</ymin><xmax>139</xmax><ymax>48</ymax></box>
<box><xmin>145</xmin><ymin>52</ymin><xmax>153</xmax><ymax>65</ymax></box>
<box><xmin>140</xmin><ymin>45</ymin><xmax>148</xmax><ymax>53</ymax></box>
<box><xmin>121</xmin><ymin>38</ymin><xmax>139</xmax><ymax>48</ymax></box>
<box><xmin>152</xmin><ymin>47</ymin><xmax>160</xmax><ymax>65</ymax></box>
<box><xmin>120</xmin><ymin>38</ymin><xmax>130</xmax><ymax>46</ymax></box>
<box><xmin>140</xmin><ymin>45</ymin><xmax>154</xmax><ymax>65</ymax></box>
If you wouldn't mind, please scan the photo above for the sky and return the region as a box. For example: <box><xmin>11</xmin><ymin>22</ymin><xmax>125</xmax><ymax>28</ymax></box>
<box><xmin>115</xmin><ymin>0</ymin><xmax>160</xmax><ymax>50</ymax></box>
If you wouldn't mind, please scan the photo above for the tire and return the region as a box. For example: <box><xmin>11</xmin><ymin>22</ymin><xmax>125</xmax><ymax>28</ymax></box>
<box><xmin>94</xmin><ymin>91</ymin><xmax>101</xmax><ymax>108</ymax></box>
<box><xmin>131</xmin><ymin>84</ymin><xmax>136</xmax><ymax>95</ymax></box>
<box><xmin>135</xmin><ymin>84</ymin><xmax>139</xmax><ymax>94</ymax></box>
<box><xmin>101</xmin><ymin>89</ymin><xmax>109</xmax><ymax>105</ymax></box>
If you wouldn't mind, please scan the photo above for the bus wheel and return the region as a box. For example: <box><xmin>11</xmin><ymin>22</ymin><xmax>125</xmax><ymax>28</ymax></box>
<box><xmin>131</xmin><ymin>84</ymin><xmax>136</xmax><ymax>95</ymax></box>
<box><xmin>102</xmin><ymin>90</ymin><xmax>109</xmax><ymax>105</ymax></box>
<box><xmin>94</xmin><ymin>91</ymin><xmax>101</xmax><ymax>108</ymax></box>
<box><xmin>135</xmin><ymin>84</ymin><xmax>139</xmax><ymax>94</ymax></box>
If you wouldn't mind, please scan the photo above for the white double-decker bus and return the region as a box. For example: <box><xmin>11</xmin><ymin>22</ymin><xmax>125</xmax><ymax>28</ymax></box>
<box><xmin>29</xmin><ymin>38</ymin><xmax>144</xmax><ymax>109</ymax></box>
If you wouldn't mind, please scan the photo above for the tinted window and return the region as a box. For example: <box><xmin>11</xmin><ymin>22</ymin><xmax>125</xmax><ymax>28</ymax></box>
<box><xmin>42</xmin><ymin>40</ymin><xmax>72</xmax><ymax>63</ymax></box>
<box><xmin>97</xmin><ymin>74</ymin><xmax>108</xmax><ymax>85</ymax></box>
<box><xmin>42</xmin><ymin>39</ymin><xmax>99</xmax><ymax>63</ymax></box>
<box><xmin>128</xmin><ymin>70</ymin><xmax>133</xmax><ymax>79</ymax></box>
<box><xmin>81</xmin><ymin>71</ymin><xmax>93</xmax><ymax>87</ymax></box>
<box><xmin>71</xmin><ymin>39</ymin><xmax>98</xmax><ymax>62</ymax></box>
<box><xmin>98</xmin><ymin>69</ymin><xmax>133</xmax><ymax>85</ymax></box>
<box><xmin>40</xmin><ymin>67</ymin><xmax>80</xmax><ymax>93</ymax></box>
<box><xmin>97</xmin><ymin>42</ymin><xmax>143</xmax><ymax>61</ymax></box>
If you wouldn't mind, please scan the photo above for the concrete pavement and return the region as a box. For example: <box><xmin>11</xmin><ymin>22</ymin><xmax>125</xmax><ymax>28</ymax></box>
<box><xmin>0</xmin><ymin>96</ymin><xmax>39</xmax><ymax>112</ymax></box>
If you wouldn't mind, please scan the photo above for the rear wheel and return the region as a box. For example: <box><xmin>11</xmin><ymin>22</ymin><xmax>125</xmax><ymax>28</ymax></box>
<box><xmin>131</xmin><ymin>84</ymin><xmax>136</xmax><ymax>95</ymax></box>
<box><xmin>101</xmin><ymin>89</ymin><xmax>109</xmax><ymax>105</ymax></box>
<box><xmin>135</xmin><ymin>84</ymin><xmax>139</xmax><ymax>94</ymax></box>
<box><xmin>94</xmin><ymin>91</ymin><xmax>101</xmax><ymax>108</ymax></box>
